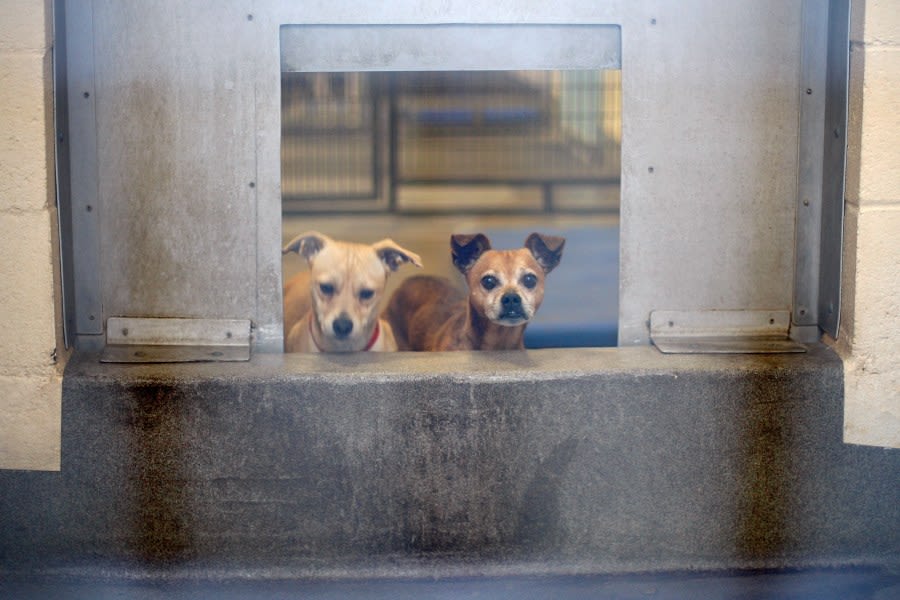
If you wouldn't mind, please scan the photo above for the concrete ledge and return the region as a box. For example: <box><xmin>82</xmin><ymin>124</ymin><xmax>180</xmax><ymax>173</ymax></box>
<box><xmin>1</xmin><ymin>345</ymin><xmax>898</xmax><ymax>579</ymax></box>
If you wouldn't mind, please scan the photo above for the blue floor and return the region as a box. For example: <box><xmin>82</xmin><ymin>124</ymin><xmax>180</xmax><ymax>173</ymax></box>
<box><xmin>485</xmin><ymin>225</ymin><xmax>619</xmax><ymax>348</ymax></box>
<box><xmin>2</xmin><ymin>569</ymin><xmax>898</xmax><ymax>600</ymax></box>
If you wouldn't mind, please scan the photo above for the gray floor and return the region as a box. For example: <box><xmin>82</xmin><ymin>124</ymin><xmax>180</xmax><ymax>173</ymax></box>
<box><xmin>2</xmin><ymin>569</ymin><xmax>898</xmax><ymax>599</ymax></box>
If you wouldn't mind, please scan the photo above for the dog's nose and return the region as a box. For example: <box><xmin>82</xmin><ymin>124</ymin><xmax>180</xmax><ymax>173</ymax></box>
<box><xmin>332</xmin><ymin>315</ymin><xmax>353</xmax><ymax>338</ymax></box>
<box><xmin>501</xmin><ymin>292</ymin><xmax>522</xmax><ymax>306</ymax></box>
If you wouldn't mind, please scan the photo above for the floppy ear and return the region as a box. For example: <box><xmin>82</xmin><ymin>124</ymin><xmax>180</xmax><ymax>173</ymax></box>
<box><xmin>451</xmin><ymin>233</ymin><xmax>491</xmax><ymax>274</ymax></box>
<box><xmin>524</xmin><ymin>232</ymin><xmax>565</xmax><ymax>273</ymax></box>
<box><xmin>283</xmin><ymin>231</ymin><xmax>330</xmax><ymax>264</ymax></box>
<box><xmin>372</xmin><ymin>239</ymin><xmax>423</xmax><ymax>272</ymax></box>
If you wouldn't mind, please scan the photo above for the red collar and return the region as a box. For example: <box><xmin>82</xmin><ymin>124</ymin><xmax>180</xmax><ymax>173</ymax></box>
<box><xmin>363</xmin><ymin>321</ymin><xmax>381</xmax><ymax>351</ymax></box>
<box><xmin>309</xmin><ymin>317</ymin><xmax>380</xmax><ymax>352</ymax></box>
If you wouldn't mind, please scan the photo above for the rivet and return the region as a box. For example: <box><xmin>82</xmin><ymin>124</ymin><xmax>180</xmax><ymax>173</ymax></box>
<box><xmin>806</xmin><ymin>88</ymin><xmax>812</xmax><ymax>95</ymax></box>
<box><xmin>88</xmin><ymin>314</ymin><xmax>95</xmax><ymax>321</ymax></box>
<box><xmin>83</xmin><ymin>91</ymin><xmax>90</xmax><ymax>98</ymax></box>
<box><xmin>802</xmin><ymin>198</ymin><xmax>810</xmax><ymax>206</ymax></box>
<box><xmin>648</xmin><ymin>166</ymin><xmax>655</xmax><ymax>174</ymax></box>
<box><xmin>86</xmin><ymin>204</ymin><xmax>93</xmax><ymax>212</ymax></box>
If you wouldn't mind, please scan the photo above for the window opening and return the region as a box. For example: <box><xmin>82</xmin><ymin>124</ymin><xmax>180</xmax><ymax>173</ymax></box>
<box><xmin>282</xmin><ymin>70</ymin><xmax>621</xmax><ymax>348</ymax></box>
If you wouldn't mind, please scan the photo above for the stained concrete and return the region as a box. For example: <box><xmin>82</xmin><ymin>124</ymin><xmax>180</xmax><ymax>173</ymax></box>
<box><xmin>1</xmin><ymin>345</ymin><xmax>898</xmax><ymax>580</ymax></box>
<box><xmin>2</xmin><ymin>568</ymin><xmax>899</xmax><ymax>599</ymax></box>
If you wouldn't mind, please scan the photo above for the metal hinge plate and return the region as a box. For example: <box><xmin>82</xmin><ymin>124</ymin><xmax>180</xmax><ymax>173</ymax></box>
<box><xmin>100</xmin><ymin>317</ymin><xmax>251</xmax><ymax>363</ymax></box>
<box><xmin>650</xmin><ymin>310</ymin><xmax>807</xmax><ymax>354</ymax></box>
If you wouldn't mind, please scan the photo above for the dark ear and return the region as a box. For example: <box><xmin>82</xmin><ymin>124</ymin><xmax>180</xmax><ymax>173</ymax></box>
<box><xmin>282</xmin><ymin>231</ymin><xmax>329</xmax><ymax>264</ymax></box>
<box><xmin>372</xmin><ymin>239</ymin><xmax>423</xmax><ymax>272</ymax></box>
<box><xmin>524</xmin><ymin>232</ymin><xmax>565</xmax><ymax>273</ymax></box>
<box><xmin>451</xmin><ymin>233</ymin><xmax>491</xmax><ymax>274</ymax></box>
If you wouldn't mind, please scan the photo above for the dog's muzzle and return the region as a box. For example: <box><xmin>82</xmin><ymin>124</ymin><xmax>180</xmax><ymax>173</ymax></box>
<box><xmin>332</xmin><ymin>314</ymin><xmax>354</xmax><ymax>338</ymax></box>
<box><xmin>498</xmin><ymin>291</ymin><xmax>528</xmax><ymax>321</ymax></box>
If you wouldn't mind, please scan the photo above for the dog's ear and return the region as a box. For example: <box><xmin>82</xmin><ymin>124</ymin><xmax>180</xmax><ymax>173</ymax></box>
<box><xmin>451</xmin><ymin>233</ymin><xmax>491</xmax><ymax>274</ymax></box>
<box><xmin>283</xmin><ymin>231</ymin><xmax>330</xmax><ymax>264</ymax></box>
<box><xmin>524</xmin><ymin>232</ymin><xmax>565</xmax><ymax>273</ymax></box>
<box><xmin>372</xmin><ymin>239</ymin><xmax>423</xmax><ymax>272</ymax></box>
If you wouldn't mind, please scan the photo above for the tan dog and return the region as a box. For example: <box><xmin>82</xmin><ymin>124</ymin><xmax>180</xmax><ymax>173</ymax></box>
<box><xmin>283</xmin><ymin>232</ymin><xmax>422</xmax><ymax>352</ymax></box>
<box><xmin>385</xmin><ymin>232</ymin><xmax>564</xmax><ymax>351</ymax></box>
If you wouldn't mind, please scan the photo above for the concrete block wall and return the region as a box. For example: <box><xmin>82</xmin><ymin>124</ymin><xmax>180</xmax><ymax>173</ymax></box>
<box><xmin>0</xmin><ymin>0</ymin><xmax>63</xmax><ymax>471</ymax></box>
<box><xmin>838</xmin><ymin>0</ymin><xmax>900</xmax><ymax>447</ymax></box>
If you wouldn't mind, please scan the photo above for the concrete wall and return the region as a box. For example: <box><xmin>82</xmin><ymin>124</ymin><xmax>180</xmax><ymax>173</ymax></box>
<box><xmin>0</xmin><ymin>0</ymin><xmax>62</xmax><ymax>471</ymax></box>
<box><xmin>0</xmin><ymin>0</ymin><xmax>897</xmax><ymax>473</ymax></box>
<box><xmin>838</xmin><ymin>0</ymin><xmax>900</xmax><ymax>448</ymax></box>
<box><xmin>1</xmin><ymin>347</ymin><xmax>898</xmax><ymax>576</ymax></box>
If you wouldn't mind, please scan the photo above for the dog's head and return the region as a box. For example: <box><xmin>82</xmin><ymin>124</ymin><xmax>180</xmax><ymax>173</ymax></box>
<box><xmin>284</xmin><ymin>231</ymin><xmax>422</xmax><ymax>351</ymax></box>
<box><xmin>451</xmin><ymin>232</ymin><xmax>565</xmax><ymax>327</ymax></box>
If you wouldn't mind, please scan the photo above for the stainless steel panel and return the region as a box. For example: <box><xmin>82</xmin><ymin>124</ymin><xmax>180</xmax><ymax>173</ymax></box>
<box><xmin>281</xmin><ymin>25</ymin><xmax>621</xmax><ymax>73</ymax></box>
<box><xmin>618</xmin><ymin>1</ymin><xmax>804</xmax><ymax>345</ymax></box>
<box><xmin>65</xmin><ymin>0</ymin><xmax>102</xmax><ymax>336</ymax></box>
<box><xmin>101</xmin><ymin>317</ymin><xmax>251</xmax><ymax>363</ymax></box>
<box><xmin>650</xmin><ymin>310</ymin><xmax>806</xmax><ymax>354</ymax></box>
<box><xmin>60</xmin><ymin>1</ymin><xmax>817</xmax><ymax>351</ymax></box>
<box><xmin>793</xmin><ymin>0</ymin><xmax>829</xmax><ymax>330</ymax></box>
<box><xmin>90</xmin><ymin>1</ymin><xmax>258</xmax><ymax>332</ymax></box>
<box><xmin>818</xmin><ymin>0</ymin><xmax>850</xmax><ymax>339</ymax></box>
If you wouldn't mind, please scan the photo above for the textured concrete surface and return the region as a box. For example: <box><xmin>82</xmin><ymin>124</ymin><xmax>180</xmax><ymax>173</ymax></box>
<box><xmin>1</xmin><ymin>344</ymin><xmax>898</xmax><ymax>581</ymax></box>
<box><xmin>1</xmin><ymin>568</ymin><xmax>899</xmax><ymax>600</ymax></box>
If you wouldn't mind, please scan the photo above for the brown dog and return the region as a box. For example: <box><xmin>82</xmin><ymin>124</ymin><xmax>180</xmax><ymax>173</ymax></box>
<box><xmin>283</xmin><ymin>231</ymin><xmax>422</xmax><ymax>352</ymax></box>
<box><xmin>385</xmin><ymin>232</ymin><xmax>564</xmax><ymax>351</ymax></box>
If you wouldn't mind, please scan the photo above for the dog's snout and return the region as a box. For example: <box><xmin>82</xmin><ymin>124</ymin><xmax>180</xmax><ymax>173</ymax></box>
<box><xmin>332</xmin><ymin>314</ymin><xmax>353</xmax><ymax>338</ymax></box>
<box><xmin>501</xmin><ymin>292</ymin><xmax>522</xmax><ymax>306</ymax></box>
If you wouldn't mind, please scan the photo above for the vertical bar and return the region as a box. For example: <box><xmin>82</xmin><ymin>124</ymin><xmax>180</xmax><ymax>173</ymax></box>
<box><xmin>367</xmin><ymin>75</ymin><xmax>379</xmax><ymax>200</ymax></box>
<box><xmin>818</xmin><ymin>0</ymin><xmax>850</xmax><ymax>339</ymax></box>
<box><xmin>52</xmin><ymin>0</ymin><xmax>74</xmax><ymax>347</ymax></box>
<box><xmin>65</xmin><ymin>0</ymin><xmax>103</xmax><ymax>338</ymax></box>
<box><xmin>542</xmin><ymin>182</ymin><xmax>554</xmax><ymax>212</ymax></box>
<box><xmin>388</xmin><ymin>74</ymin><xmax>399</xmax><ymax>212</ymax></box>
<box><xmin>792</xmin><ymin>0</ymin><xmax>829</xmax><ymax>336</ymax></box>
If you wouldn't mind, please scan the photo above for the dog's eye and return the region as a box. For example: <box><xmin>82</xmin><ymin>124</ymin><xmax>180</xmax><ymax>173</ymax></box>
<box><xmin>319</xmin><ymin>283</ymin><xmax>335</xmax><ymax>296</ymax></box>
<box><xmin>481</xmin><ymin>275</ymin><xmax>499</xmax><ymax>291</ymax></box>
<box><xmin>522</xmin><ymin>273</ymin><xmax>538</xmax><ymax>289</ymax></box>
<box><xmin>359</xmin><ymin>289</ymin><xmax>375</xmax><ymax>301</ymax></box>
